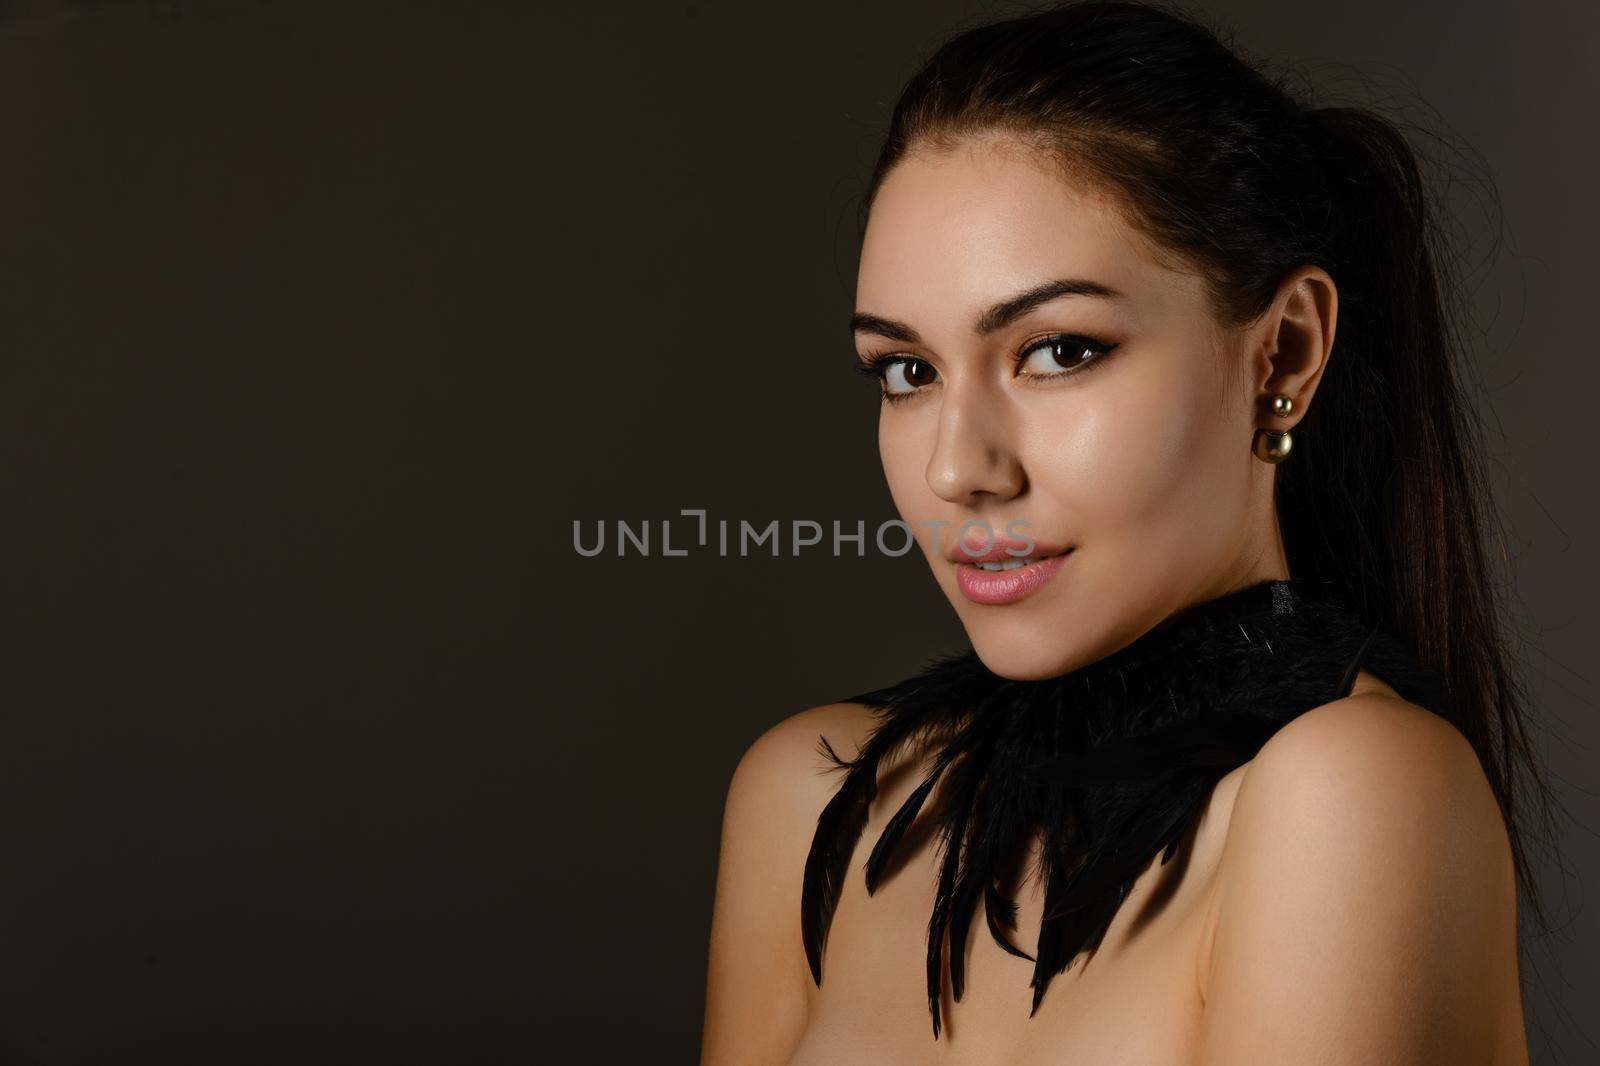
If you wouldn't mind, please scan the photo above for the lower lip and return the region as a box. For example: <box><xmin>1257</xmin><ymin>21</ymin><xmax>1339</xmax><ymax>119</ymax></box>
<box><xmin>954</xmin><ymin>550</ymin><xmax>1073</xmax><ymax>605</ymax></box>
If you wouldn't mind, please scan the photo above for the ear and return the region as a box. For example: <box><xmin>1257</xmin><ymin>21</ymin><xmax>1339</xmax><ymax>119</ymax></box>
<box><xmin>1249</xmin><ymin>265</ymin><xmax>1337</xmax><ymax>432</ymax></box>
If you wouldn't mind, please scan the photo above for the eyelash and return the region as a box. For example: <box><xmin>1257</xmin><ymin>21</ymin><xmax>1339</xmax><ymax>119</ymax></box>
<box><xmin>854</xmin><ymin>332</ymin><xmax>1119</xmax><ymax>406</ymax></box>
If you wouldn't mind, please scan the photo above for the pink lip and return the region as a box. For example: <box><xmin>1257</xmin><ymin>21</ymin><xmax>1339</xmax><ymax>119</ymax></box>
<box><xmin>948</xmin><ymin>530</ymin><xmax>1070</xmax><ymax>564</ymax></box>
<box><xmin>954</xmin><ymin>548</ymin><xmax>1073</xmax><ymax>605</ymax></box>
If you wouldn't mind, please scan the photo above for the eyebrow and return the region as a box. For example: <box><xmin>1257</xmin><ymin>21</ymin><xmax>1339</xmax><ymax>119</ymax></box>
<box><xmin>849</xmin><ymin>277</ymin><xmax>1126</xmax><ymax>344</ymax></box>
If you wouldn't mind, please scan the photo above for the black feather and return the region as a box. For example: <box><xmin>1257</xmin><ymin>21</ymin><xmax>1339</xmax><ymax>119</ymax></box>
<box><xmin>933</xmin><ymin>706</ymin><xmax>1010</xmax><ymax>1017</ymax></box>
<box><xmin>864</xmin><ymin>768</ymin><xmax>941</xmax><ymax>895</ymax></box>
<box><xmin>802</xmin><ymin>577</ymin><xmax>1452</xmax><ymax>1038</ymax></box>
<box><xmin>799</xmin><ymin>741</ymin><xmax>875</xmax><ymax>987</ymax></box>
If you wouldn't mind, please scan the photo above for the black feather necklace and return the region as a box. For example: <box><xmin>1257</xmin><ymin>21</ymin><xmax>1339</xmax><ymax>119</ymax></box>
<box><xmin>800</xmin><ymin>577</ymin><xmax>1449</xmax><ymax>1040</ymax></box>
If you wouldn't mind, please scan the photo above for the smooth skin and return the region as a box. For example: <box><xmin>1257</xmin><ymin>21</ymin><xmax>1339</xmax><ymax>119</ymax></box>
<box><xmin>701</xmin><ymin>135</ymin><xmax>1526</xmax><ymax>1065</ymax></box>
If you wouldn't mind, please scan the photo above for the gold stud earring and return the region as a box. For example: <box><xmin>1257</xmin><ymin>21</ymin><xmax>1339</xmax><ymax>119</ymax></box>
<box><xmin>1253</xmin><ymin>394</ymin><xmax>1294</xmax><ymax>463</ymax></box>
<box><xmin>1253</xmin><ymin>429</ymin><xmax>1293</xmax><ymax>463</ymax></box>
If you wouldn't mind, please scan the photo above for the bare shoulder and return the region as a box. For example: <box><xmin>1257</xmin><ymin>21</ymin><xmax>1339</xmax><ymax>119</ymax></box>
<box><xmin>1224</xmin><ymin>692</ymin><xmax>1510</xmax><ymax>867</ymax></box>
<box><xmin>1196</xmin><ymin>693</ymin><xmax>1526</xmax><ymax>1064</ymax></box>
<box><xmin>713</xmin><ymin>700</ymin><xmax>883</xmax><ymax>906</ymax></box>
<box><xmin>725</xmin><ymin>700</ymin><xmax>880</xmax><ymax>819</ymax></box>
<box><xmin>700</xmin><ymin>701</ymin><xmax>878</xmax><ymax>1066</ymax></box>
<box><xmin>1240</xmin><ymin>691</ymin><xmax>1493</xmax><ymax>806</ymax></box>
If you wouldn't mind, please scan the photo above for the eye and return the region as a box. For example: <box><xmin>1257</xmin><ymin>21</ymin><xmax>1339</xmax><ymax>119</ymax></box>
<box><xmin>884</xmin><ymin>357</ymin><xmax>939</xmax><ymax>395</ymax></box>
<box><xmin>1016</xmin><ymin>333</ymin><xmax>1118</xmax><ymax>378</ymax></box>
<box><xmin>856</xmin><ymin>354</ymin><xmax>940</xmax><ymax>403</ymax></box>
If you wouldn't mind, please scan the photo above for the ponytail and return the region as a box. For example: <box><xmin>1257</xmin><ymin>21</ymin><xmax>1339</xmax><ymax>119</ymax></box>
<box><xmin>1281</xmin><ymin>106</ymin><xmax>1561</xmax><ymax>937</ymax></box>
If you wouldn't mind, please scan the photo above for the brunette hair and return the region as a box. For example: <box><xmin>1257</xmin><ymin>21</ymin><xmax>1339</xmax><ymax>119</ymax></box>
<box><xmin>861</xmin><ymin>0</ymin><xmax>1561</xmax><ymax>971</ymax></box>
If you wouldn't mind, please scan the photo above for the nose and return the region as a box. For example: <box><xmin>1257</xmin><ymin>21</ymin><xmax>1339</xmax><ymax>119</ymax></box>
<box><xmin>924</xmin><ymin>382</ymin><xmax>1026</xmax><ymax>505</ymax></box>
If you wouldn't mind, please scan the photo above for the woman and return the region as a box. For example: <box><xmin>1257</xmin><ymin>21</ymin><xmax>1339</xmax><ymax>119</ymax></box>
<box><xmin>701</xmin><ymin>3</ymin><xmax>1552</xmax><ymax>1063</ymax></box>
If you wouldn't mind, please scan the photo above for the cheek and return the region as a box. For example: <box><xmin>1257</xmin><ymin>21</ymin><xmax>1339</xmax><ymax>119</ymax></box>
<box><xmin>878</xmin><ymin>412</ymin><xmax>962</xmax><ymax>566</ymax></box>
<box><xmin>1030</xmin><ymin>354</ymin><xmax>1247</xmax><ymax>539</ymax></box>
<box><xmin>878</xmin><ymin>414</ymin><xmax>936</xmax><ymax>518</ymax></box>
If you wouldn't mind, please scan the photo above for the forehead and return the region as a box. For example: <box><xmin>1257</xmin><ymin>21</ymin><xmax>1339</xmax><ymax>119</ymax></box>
<box><xmin>856</xmin><ymin>139</ymin><xmax>1182</xmax><ymax>327</ymax></box>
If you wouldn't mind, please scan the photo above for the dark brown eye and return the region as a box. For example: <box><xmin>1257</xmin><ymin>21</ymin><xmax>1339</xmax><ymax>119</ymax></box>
<box><xmin>884</xmin><ymin>357</ymin><xmax>940</xmax><ymax>396</ymax></box>
<box><xmin>1018</xmin><ymin>334</ymin><xmax>1115</xmax><ymax>377</ymax></box>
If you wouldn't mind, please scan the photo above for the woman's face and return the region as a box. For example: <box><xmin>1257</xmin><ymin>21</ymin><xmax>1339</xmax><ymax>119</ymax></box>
<box><xmin>854</xmin><ymin>137</ymin><xmax>1290</xmax><ymax>680</ymax></box>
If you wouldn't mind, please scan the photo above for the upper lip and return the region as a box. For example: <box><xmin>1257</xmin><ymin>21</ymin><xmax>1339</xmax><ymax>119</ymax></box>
<box><xmin>947</xmin><ymin>530</ymin><xmax>1072</xmax><ymax>564</ymax></box>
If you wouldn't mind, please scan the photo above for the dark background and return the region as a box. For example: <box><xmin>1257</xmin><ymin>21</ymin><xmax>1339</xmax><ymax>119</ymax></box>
<box><xmin>0</xmin><ymin>0</ymin><xmax>1593</xmax><ymax>1062</ymax></box>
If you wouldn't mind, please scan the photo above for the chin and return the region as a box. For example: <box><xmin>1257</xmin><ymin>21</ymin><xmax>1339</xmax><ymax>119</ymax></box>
<box><xmin>966</xmin><ymin>643</ymin><xmax>1068</xmax><ymax>675</ymax></box>
<box><xmin>968</xmin><ymin>637</ymin><xmax>1081</xmax><ymax>682</ymax></box>
<box><xmin>961</xmin><ymin>609</ymin><xmax>1099</xmax><ymax>679</ymax></box>
<box><xmin>935</xmin><ymin>580</ymin><xmax>1095</xmax><ymax>682</ymax></box>
<box><xmin>952</xmin><ymin>571</ymin><xmax>1146</xmax><ymax>682</ymax></box>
